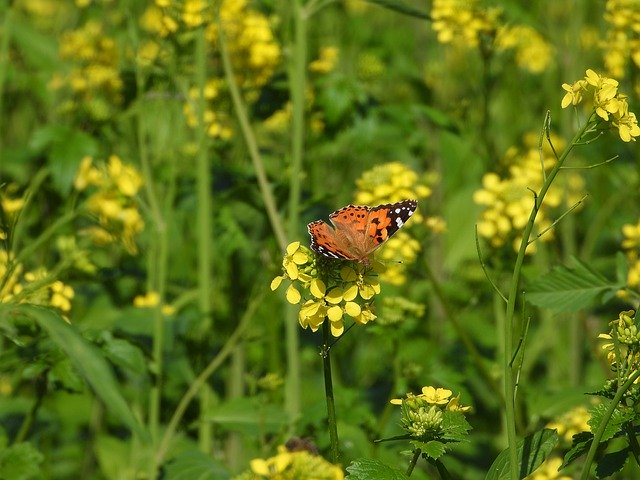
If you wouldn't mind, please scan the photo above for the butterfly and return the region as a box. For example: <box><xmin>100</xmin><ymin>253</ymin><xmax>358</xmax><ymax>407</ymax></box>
<box><xmin>307</xmin><ymin>199</ymin><xmax>418</xmax><ymax>263</ymax></box>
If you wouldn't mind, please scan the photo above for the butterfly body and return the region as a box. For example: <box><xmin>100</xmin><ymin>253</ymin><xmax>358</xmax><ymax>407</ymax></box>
<box><xmin>308</xmin><ymin>200</ymin><xmax>418</xmax><ymax>263</ymax></box>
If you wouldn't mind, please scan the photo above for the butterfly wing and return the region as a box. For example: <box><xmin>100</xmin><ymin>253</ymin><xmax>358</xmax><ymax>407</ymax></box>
<box><xmin>366</xmin><ymin>199</ymin><xmax>418</xmax><ymax>246</ymax></box>
<box><xmin>308</xmin><ymin>220</ymin><xmax>356</xmax><ymax>260</ymax></box>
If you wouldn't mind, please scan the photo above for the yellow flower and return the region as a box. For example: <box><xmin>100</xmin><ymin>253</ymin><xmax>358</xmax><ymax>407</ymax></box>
<box><xmin>561</xmin><ymin>80</ymin><xmax>587</xmax><ymax>108</ymax></box>
<box><xmin>309</xmin><ymin>46</ymin><xmax>339</xmax><ymax>74</ymax></box>
<box><xmin>546</xmin><ymin>405</ymin><xmax>591</xmax><ymax>443</ymax></box>
<box><xmin>421</xmin><ymin>386</ymin><xmax>453</xmax><ymax>404</ymax></box>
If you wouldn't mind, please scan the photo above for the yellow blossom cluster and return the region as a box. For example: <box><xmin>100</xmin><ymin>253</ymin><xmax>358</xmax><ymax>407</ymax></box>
<box><xmin>598</xmin><ymin>310</ymin><xmax>640</xmax><ymax>378</ymax></box>
<box><xmin>133</xmin><ymin>291</ymin><xmax>175</xmax><ymax>316</ymax></box>
<box><xmin>495</xmin><ymin>25</ymin><xmax>554</xmax><ymax>74</ymax></box>
<box><xmin>525</xmin><ymin>457</ymin><xmax>572</xmax><ymax>480</ymax></box>
<box><xmin>74</xmin><ymin>155</ymin><xmax>145</xmax><ymax>255</ymax></box>
<box><xmin>621</xmin><ymin>219</ymin><xmax>640</xmax><ymax>292</ymax></box>
<box><xmin>390</xmin><ymin>386</ymin><xmax>470</xmax><ymax>440</ymax></box>
<box><xmin>430</xmin><ymin>0</ymin><xmax>500</xmax><ymax>48</ymax></box>
<box><xmin>0</xmin><ymin>184</ymin><xmax>26</xmax><ymax>222</ymax></box>
<box><xmin>562</xmin><ymin>69</ymin><xmax>640</xmax><ymax>142</ymax></box>
<box><xmin>0</xmin><ymin>251</ymin><xmax>75</xmax><ymax>315</ymax></box>
<box><xmin>50</xmin><ymin>20</ymin><xmax>122</xmax><ymax>119</ymax></box>
<box><xmin>183</xmin><ymin>80</ymin><xmax>233</xmax><ymax>139</ymax></box>
<box><xmin>378</xmin><ymin>296</ymin><xmax>425</xmax><ymax>326</ymax></box>
<box><xmin>309</xmin><ymin>46</ymin><xmax>339</xmax><ymax>74</ymax></box>
<box><xmin>474</xmin><ymin>133</ymin><xmax>584</xmax><ymax>253</ymax></box>
<box><xmin>354</xmin><ymin>162</ymin><xmax>436</xmax><ymax>284</ymax></box>
<box><xmin>234</xmin><ymin>444</ymin><xmax>343</xmax><ymax>480</ymax></box>
<box><xmin>206</xmin><ymin>0</ymin><xmax>280</xmax><ymax>90</ymax></box>
<box><xmin>601</xmin><ymin>0</ymin><xmax>640</xmax><ymax>79</ymax></box>
<box><xmin>546</xmin><ymin>405</ymin><xmax>591</xmax><ymax>444</ymax></box>
<box><xmin>271</xmin><ymin>242</ymin><xmax>381</xmax><ymax>337</ymax></box>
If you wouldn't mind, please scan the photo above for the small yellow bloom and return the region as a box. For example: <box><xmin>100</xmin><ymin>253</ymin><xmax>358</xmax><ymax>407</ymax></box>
<box><xmin>421</xmin><ymin>386</ymin><xmax>453</xmax><ymax>404</ymax></box>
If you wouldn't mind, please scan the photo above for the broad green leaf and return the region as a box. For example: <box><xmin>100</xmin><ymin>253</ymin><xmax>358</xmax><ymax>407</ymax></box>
<box><xmin>102</xmin><ymin>336</ymin><xmax>149</xmax><ymax>377</ymax></box>
<box><xmin>485</xmin><ymin>428</ymin><xmax>558</xmax><ymax>480</ymax></box>
<box><xmin>164</xmin><ymin>450</ymin><xmax>230</xmax><ymax>480</ymax></box>
<box><xmin>0</xmin><ymin>442</ymin><xmax>44</xmax><ymax>480</ymax></box>
<box><xmin>9</xmin><ymin>17</ymin><xmax>59</xmax><ymax>71</ymax></box>
<box><xmin>595</xmin><ymin>448</ymin><xmax>629</xmax><ymax>479</ymax></box>
<box><xmin>346</xmin><ymin>458</ymin><xmax>409</xmax><ymax>480</ymax></box>
<box><xmin>416</xmin><ymin>440</ymin><xmax>447</xmax><ymax>460</ymax></box>
<box><xmin>0</xmin><ymin>305</ymin><xmax>149</xmax><ymax>441</ymax></box>
<box><xmin>363</xmin><ymin>0</ymin><xmax>429</xmax><ymax>19</ymax></box>
<box><xmin>527</xmin><ymin>258</ymin><xmax>621</xmax><ymax>312</ymax></box>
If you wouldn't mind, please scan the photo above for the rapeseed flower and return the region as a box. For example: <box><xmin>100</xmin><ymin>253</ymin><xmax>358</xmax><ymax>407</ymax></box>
<box><xmin>561</xmin><ymin>69</ymin><xmax>640</xmax><ymax>142</ymax></box>
<box><xmin>236</xmin><ymin>444</ymin><xmax>343</xmax><ymax>480</ymax></box>
<box><xmin>390</xmin><ymin>385</ymin><xmax>471</xmax><ymax>443</ymax></box>
<box><xmin>271</xmin><ymin>243</ymin><xmax>383</xmax><ymax>337</ymax></box>
<box><xmin>525</xmin><ymin>457</ymin><xmax>572</xmax><ymax>480</ymax></box>
<box><xmin>430</xmin><ymin>0</ymin><xmax>500</xmax><ymax>49</ymax></box>
<box><xmin>546</xmin><ymin>405</ymin><xmax>591</xmax><ymax>444</ymax></box>
<box><xmin>74</xmin><ymin>155</ymin><xmax>145</xmax><ymax>255</ymax></box>
<box><xmin>495</xmin><ymin>25</ymin><xmax>553</xmax><ymax>74</ymax></box>
<box><xmin>602</xmin><ymin>0</ymin><xmax>640</xmax><ymax>78</ymax></box>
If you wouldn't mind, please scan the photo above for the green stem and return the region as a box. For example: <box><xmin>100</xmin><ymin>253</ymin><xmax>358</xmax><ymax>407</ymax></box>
<box><xmin>193</xmin><ymin>25</ymin><xmax>213</xmax><ymax>455</ymax></box>
<box><xmin>283</xmin><ymin>0</ymin><xmax>308</xmax><ymax>435</ymax></box>
<box><xmin>406</xmin><ymin>448</ymin><xmax>421</xmax><ymax>476</ymax></box>
<box><xmin>322</xmin><ymin>321</ymin><xmax>339</xmax><ymax>462</ymax></box>
<box><xmin>579</xmin><ymin>369</ymin><xmax>640</xmax><ymax>480</ymax></box>
<box><xmin>625</xmin><ymin>422</ymin><xmax>640</xmax><ymax>467</ymax></box>
<box><xmin>503</xmin><ymin>114</ymin><xmax>595</xmax><ymax>480</ymax></box>
<box><xmin>14</xmin><ymin>372</ymin><xmax>46</xmax><ymax>443</ymax></box>
<box><xmin>217</xmin><ymin>9</ymin><xmax>287</xmax><ymax>251</ymax></box>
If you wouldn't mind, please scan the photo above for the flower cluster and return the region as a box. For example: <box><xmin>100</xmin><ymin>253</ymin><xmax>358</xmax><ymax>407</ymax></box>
<box><xmin>562</xmin><ymin>69</ymin><xmax>640</xmax><ymax>142</ymax></box>
<box><xmin>474</xmin><ymin>133</ymin><xmax>584</xmax><ymax>253</ymax></box>
<box><xmin>390</xmin><ymin>386</ymin><xmax>471</xmax><ymax>446</ymax></box>
<box><xmin>495</xmin><ymin>25</ymin><xmax>553</xmax><ymax>74</ymax></box>
<box><xmin>0</xmin><ymin>250</ymin><xmax>75</xmax><ymax>316</ymax></box>
<box><xmin>620</xmin><ymin>219</ymin><xmax>640</xmax><ymax>295</ymax></box>
<box><xmin>354</xmin><ymin>162</ymin><xmax>436</xmax><ymax>285</ymax></box>
<box><xmin>598</xmin><ymin>310</ymin><xmax>640</xmax><ymax>388</ymax></box>
<box><xmin>309</xmin><ymin>46</ymin><xmax>339</xmax><ymax>74</ymax></box>
<box><xmin>271</xmin><ymin>242</ymin><xmax>381</xmax><ymax>337</ymax></box>
<box><xmin>74</xmin><ymin>155</ymin><xmax>145</xmax><ymax>255</ymax></box>
<box><xmin>601</xmin><ymin>0</ymin><xmax>640</xmax><ymax>78</ymax></box>
<box><xmin>234</xmin><ymin>444</ymin><xmax>343</xmax><ymax>480</ymax></box>
<box><xmin>50</xmin><ymin>20</ymin><xmax>122</xmax><ymax>120</ymax></box>
<box><xmin>182</xmin><ymin>80</ymin><xmax>233</xmax><ymax>140</ymax></box>
<box><xmin>430</xmin><ymin>0</ymin><xmax>500</xmax><ymax>49</ymax></box>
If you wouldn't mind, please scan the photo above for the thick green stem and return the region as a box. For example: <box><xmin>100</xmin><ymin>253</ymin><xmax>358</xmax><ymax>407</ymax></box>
<box><xmin>322</xmin><ymin>321</ymin><xmax>339</xmax><ymax>462</ymax></box>
<box><xmin>406</xmin><ymin>448</ymin><xmax>421</xmax><ymax>476</ymax></box>
<box><xmin>579</xmin><ymin>369</ymin><xmax>640</xmax><ymax>480</ymax></box>
<box><xmin>503</xmin><ymin>115</ymin><xmax>594</xmax><ymax>479</ymax></box>
<box><xmin>193</xmin><ymin>25</ymin><xmax>213</xmax><ymax>455</ymax></box>
<box><xmin>283</xmin><ymin>0</ymin><xmax>308</xmax><ymax>435</ymax></box>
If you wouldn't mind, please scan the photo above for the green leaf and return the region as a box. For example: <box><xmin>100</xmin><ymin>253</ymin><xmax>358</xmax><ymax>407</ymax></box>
<box><xmin>561</xmin><ymin>431</ymin><xmax>593</xmax><ymax>468</ymax></box>
<box><xmin>164</xmin><ymin>450</ymin><xmax>230</xmax><ymax>480</ymax></box>
<box><xmin>102</xmin><ymin>335</ymin><xmax>149</xmax><ymax>377</ymax></box>
<box><xmin>416</xmin><ymin>440</ymin><xmax>447</xmax><ymax>460</ymax></box>
<box><xmin>9</xmin><ymin>17</ymin><xmax>59</xmax><ymax>71</ymax></box>
<box><xmin>441</xmin><ymin>410</ymin><xmax>472</xmax><ymax>442</ymax></box>
<box><xmin>0</xmin><ymin>305</ymin><xmax>149</xmax><ymax>441</ymax></box>
<box><xmin>362</xmin><ymin>0</ymin><xmax>429</xmax><ymax>19</ymax></box>
<box><xmin>0</xmin><ymin>442</ymin><xmax>44</xmax><ymax>480</ymax></box>
<box><xmin>527</xmin><ymin>258</ymin><xmax>621</xmax><ymax>312</ymax></box>
<box><xmin>346</xmin><ymin>458</ymin><xmax>409</xmax><ymax>480</ymax></box>
<box><xmin>595</xmin><ymin>448</ymin><xmax>629</xmax><ymax>479</ymax></box>
<box><xmin>485</xmin><ymin>428</ymin><xmax>558</xmax><ymax>480</ymax></box>
<box><xmin>588</xmin><ymin>402</ymin><xmax>632</xmax><ymax>443</ymax></box>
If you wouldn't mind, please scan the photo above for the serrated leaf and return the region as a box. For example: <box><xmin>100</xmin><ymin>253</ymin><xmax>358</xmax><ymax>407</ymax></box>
<box><xmin>595</xmin><ymin>448</ymin><xmax>629</xmax><ymax>479</ymax></box>
<box><xmin>0</xmin><ymin>305</ymin><xmax>149</xmax><ymax>441</ymax></box>
<box><xmin>0</xmin><ymin>442</ymin><xmax>44</xmax><ymax>480</ymax></box>
<box><xmin>527</xmin><ymin>258</ymin><xmax>621</xmax><ymax>312</ymax></box>
<box><xmin>588</xmin><ymin>402</ymin><xmax>632</xmax><ymax>443</ymax></box>
<box><xmin>362</xmin><ymin>0</ymin><xmax>428</xmax><ymax>19</ymax></box>
<box><xmin>164</xmin><ymin>450</ymin><xmax>230</xmax><ymax>480</ymax></box>
<box><xmin>418</xmin><ymin>440</ymin><xmax>447</xmax><ymax>460</ymax></box>
<box><xmin>485</xmin><ymin>428</ymin><xmax>558</xmax><ymax>480</ymax></box>
<box><xmin>346</xmin><ymin>458</ymin><xmax>409</xmax><ymax>480</ymax></box>
<box><xmin>561</xmin><ymin>432</ymin><xmax>593</xmax><ymax>468</ymax></box>
<box><xmin>441</xmin><ymin>410</ymin><xmax>472</xmax><ymax>442</ymax></box>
